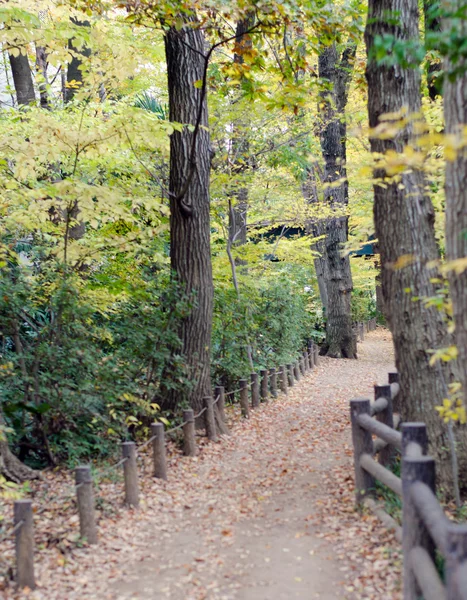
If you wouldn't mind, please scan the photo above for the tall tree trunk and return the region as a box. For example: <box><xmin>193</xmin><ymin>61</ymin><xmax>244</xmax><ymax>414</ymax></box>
<box><xmin>65</xmin><ymin>19</ymin><xmax>91</xmax><ymax>103</ymax></box>
<box><xmin>365</xmin><ymin>0</ymin><xmax>467</xmax><ymax>488</ymax></box>
<box><xmin>228</xmin><ymin>17</ymin><xmax>254</xmax><ymax>251</ymax></box>
<box><xmin>318</xmin><ymin>43</ymin><xmax>357</xmax><ymax>359</ymax></box>
<box><xmin>444</xmin><ymin>2</ymin><xmax>467</xmax><ymax>410</ymax></box>
<box><xmin>9</xmin><ymin>51</ymin><xmax>35</xmax><ymax>106</ymax></box>
<box><xmin>35</xmin><ymin>45</ymin><xmax>50</xmax><ymax>109</ymax></box>
<box><xmin>163</xmin><ymin>24</ymin><xmax>214</xmax><ymax>413</ymax></box>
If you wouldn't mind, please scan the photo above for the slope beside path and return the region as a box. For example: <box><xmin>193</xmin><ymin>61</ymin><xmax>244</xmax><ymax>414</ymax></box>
<box><xmin>5</xmin><ymin>330</ymin><xmax>401</xmax><ymax>600</ymax></box>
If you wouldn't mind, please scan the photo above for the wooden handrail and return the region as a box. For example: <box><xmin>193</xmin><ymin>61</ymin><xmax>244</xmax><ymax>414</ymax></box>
<box><xmin>410</xmin><ymin>547</ymin><xmax>447</xmax><ymax>600</ymax></box>
<box><xmin>359</xmin><ymin>453</ymin><xmax>402</xmax><ymax>496</ymax></box>
<box><xmin>357</xmin><ymin>413</ymin><xmax>402</xmax><ymax>449</ymax></box>
<box><xmin>390</xmin><ymin>382</ymin><xmax>400</xmax><ymax>399</ymax></box>
<box><xmin>411</xmin><ymin>482</ymin><xmax>449</xmax><ymax>557</ymax></box>
<box><xmin>370</xmin><ymin>396</ymin><xmax>388</xmax><ymax>416</ymax></box>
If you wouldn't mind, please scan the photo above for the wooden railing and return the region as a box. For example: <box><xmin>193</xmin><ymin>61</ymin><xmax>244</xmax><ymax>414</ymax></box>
<box><xmin>350</xmin><ymin>374</ymin><xmax>467</xmax><ymax>600</ymax></box>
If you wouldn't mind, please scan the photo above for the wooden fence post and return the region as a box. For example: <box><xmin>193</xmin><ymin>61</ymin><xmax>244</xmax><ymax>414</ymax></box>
<box><xmin>350</xmin><ymin>399</ymin><xmax>375</xmax><ymax>505</ymax></box>
<box><xmin>151</xmin><ymin>422</ymin><xmax>167</xmax><ymax>480</ymax></box>
<box><xmin>203</xmin><ymin>396</ymin><xmax>218</xmax><ymax>441</ymax></box>
<box><xmin>239</xmin><ymin>379</ymin><xmax>250</xmax><ymax>418</ymax></box>
<box><xmin>314</xmin><ymin>346</ymin><xmax>319</xmax><ymax>366</ymax></box>
<box><xmin>307</xmin><ymin>348</ymin><xmax>313</xmax><ymax>370</ymax></box>
<box><xmin>374</xmin><ymin>384</ymin><xmax>394</xmax><ymax>467</ymax></box>
<box><xmin>294</xmin><ymin>361</ymin><xmax>300</xmax><ymax>382</ymax></box>
<box><xmin>250</xmin><ymin>373</ymin><xmax>260</xmax><ymax>408</ymax></box>
<box><xmin>402</xmin><ymin>455</ymin><xmax>436</xmax><ymax>600</ymax></box>
<box><xmin>446</xmin><ymin>524</ymin><xmax>467</xmax><ymax>600</ymax></box>
<box><xmin>75</xmin><ymin>465</ymin><xmax>97</xmax><ymax>544</ymax></box>
<box><xmin>302</xmin><ymin>351</ymin><xmax>309</xmax><ymax>373</ymax></box>
<box><xmin>401</xmin><ymin>423</ymin><xmax>428</xmax><ymax>456</ymax></box>
<box><xmin>260</xmin><ymin>369</ymin><xmax>269</xmax><ymax>401</ymax></box>
<box><xmin>279</xmin><ymin>365</ymin><xmax>288</xmax><ymax>395</ymax></box>
<box><xmin>183</xmin><ymin>409</ymin><xmax>197</xmax><ymax>456</ymax></box>
<box><xmin>14</xmin><ymin>500</ymin><xmax>35</xmax><ymax>590</ymax></box>
<box><xmin>308</xmin><ymin>340</ymin><xmax>314</xmax><ymax>368</ymax></box>
<box><xmin>286</xmin><ymin>364</ymin><xmax>294</xmax><ymax>387</ymax></box>
<box><xmin>359</xmin><ymin>322</ymin><xmax>364</xmax><ymax>341</ymax></box>
<box><xmin>299</xmin><ymin>356</ymin><xmax>305</xmax><ymax>376</ymax></box>
<box><xmin>214</xmin><ymin>385</ymin><xmax>226</xmax><ymax>423</ymax></box>
<box><xmin>269</xmin><ymin>367</ymin><xmax>278</xmax><ymax>398</ymax></box>
<box><xmin>122</xmin><ymin>441</ymin><xmax>139</xmax><ymax>508</ymax></box>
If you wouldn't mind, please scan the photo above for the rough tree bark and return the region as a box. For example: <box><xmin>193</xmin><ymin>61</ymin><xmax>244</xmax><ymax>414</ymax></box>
<box><xmin>9</xmin><ymin>50</ymin><xmax>35</xmax><ymax>106</ymax></box>
<box><xmin>316</xmin><ymin>43</ymin><xmax>357</xmax><ymax>359</ymax></box>
<box><xmin>444</xmin><ymin>1</ymin><xmax>467</xmax><ymax>410</ymax></box>
<box><xmin>365</xmin><ymin>0</ymin><xmax>467</xmax><ymax>486</ymax></box>
<box><xmin>163</xmin><ymin>23</ymin><xmax>214</xmax><ymax>413</ymax></box>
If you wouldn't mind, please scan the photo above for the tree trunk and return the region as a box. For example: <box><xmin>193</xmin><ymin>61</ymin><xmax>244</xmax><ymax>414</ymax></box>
<box><xmin>9</xmin><ymin>51</ymin><xmax>35</xmax><ymax>106</ymax></box>
<box><xmin>163</xmin><ymin>24</ymin><xmax>214</xmax><ymax>413</ymax></box>
<box><xmin>35</xmin><ymin>45</ymin><xmax>50</xmax><ymax>109</ymax></box>
<box><xmin>65</xmin><ymin>19</ymin><xmax>91</xmax><ymax>103</ymax></box>
<box><xmin>444</xmin><ymin>2</ymin><xmax>467</xmax><ymax>410</ymax></box>
<box><xmin>365</xmin><ymin>0</ymin><xmax>467</xmax><ymax>488</ymax></box>
<box><xmin>317</xmin><ymin>43</ymin><xmax>357</xmax><ymax>359</ymax></box>
<box><xmin>228</xmin><ymin>17</ymin><xmax>255</xmax><ymax>251</ymax></box>
<box><xmin>0</xmin><ymin>409</ymin><xmax>40</xmax><ymax>483</ymax></box>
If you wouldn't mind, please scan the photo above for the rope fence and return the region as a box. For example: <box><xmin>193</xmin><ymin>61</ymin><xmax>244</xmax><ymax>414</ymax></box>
<box><xmin>349</xmin><ymin>368</ymin><xmax>467</xmax><ymax>600</ymax></box>
<box><xmin>3</xmin><ymin>320</ymin><xmax>377</xmax><ymax>590</ymax></box>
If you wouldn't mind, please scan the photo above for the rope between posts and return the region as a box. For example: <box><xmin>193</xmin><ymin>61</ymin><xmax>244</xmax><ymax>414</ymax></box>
<box><xmin>96</xmin><ymin>456</ymin><xmax>129</xmax><ymax>478</ymax></box>
<box><xmin>0</xmin><ymin>519</ymin><xmax>24</xmax><ymax>543</ymax></box>
<box><xmin>137</xmin><ymin>435</ymin><xmax>157</xmax><ymax>451</ymax></box>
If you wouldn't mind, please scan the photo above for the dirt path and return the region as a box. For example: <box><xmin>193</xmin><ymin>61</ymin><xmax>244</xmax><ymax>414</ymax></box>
<box><xmin>11</xmin><ymin>330</ymin><xmax>398</xmax><ymax>600</ymax></box>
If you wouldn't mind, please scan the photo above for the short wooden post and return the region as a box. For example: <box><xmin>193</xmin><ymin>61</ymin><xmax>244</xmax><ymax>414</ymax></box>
<box><xmin>269</xmin><ymin>367</ymin><xmax>278</xmax><ymax>398</ymax></box>
<box><xmin>307</xmin><ymin>348</ymin><xmax>313</xmax><ymax>370</ymax></box>
<box><xmin>214</xmin><ymin>385</ymin><xmax>226</xmax><ymax>423</ymax></box>
<box><xmin>75</xmin><ymin>465</ymin><xmax>97</xmax><ymax>544</ymax></box>
<box><xmin>286</xmin><ymin>364</ymin><xmax>294</xmax><ymax>387</ymax></box>
<box><xmin>402</xmin><ymin>455</ymin><xmax>436</xmax><ymax>600</ymax></box>
<box><xmin>350</xmin><ymin>398</ymin><xmax>375</xmax><ymax>505</ymax></box>
<box><xmin>402</xmin><ymin>423</ymin><xmax>428</xmax><ymax>456</ymax></box>
<box><xmin>151</xmin><ymin>422</ymin><xmax>167</xmax><ymax>480</ymax></box>
<box><xmin>359</xmin><ymin>322</ymin><xmax>364</xmax><ymax>341</ymax></box>
<box><xmin>374</xmin><ymin>384</ymin><xmax>394</xmax><ymax>467</ymax></box>
<box><xmin>183</xmin><ymin>409</ymin><xmax>197</xmax><ymax>456</ymax></box>
<box><xmin>293</xmin><ymin>361</ymin><xmax>300</xmax><ymax>382</ymax></box>
<box><xmin>239</xmin><ymin>379</ymin><xmax>250</xmax><ymax>418</ymax></box>
<box><xmin>14</xmin><ymin>500</ymin><xmax>35</xmax><ymax>590</ymax></box>
<box><xmin>302</xmin><ymin>351</ymin><xmax>309</xmax><ymax>372</ymax></box>
<box><xmin>278</xmin><ymin>365</ymin><xmax>288</xmax><ymax>395</ymax></box>
<box><xmin>203</xmin><ymin>396</ymin><xmax>218</xmax><ymax>441</ymax></box>
<box><xmin>250</xmin><ymin>373</ymin><xmax>260</xmax><ymax>408</ymax></box>
<box><xmin>122</xmin><ymin>441</ymin><xmax>139</xmax><ymax>508</ymax></box>
<box><xmin>260</xmin><ymin>369</ymin><xmax>269</xmax><ymax>401</ymax></box>
<box><xmin>314</xmin><ymin>346</ymin><xmax>319</xmax><ymax>366</ymax></box>
<box><xmin>299</xmin><ymin>356</ymin><xmax>305</xmax><ymax>376</ymax></box>
<box><xmin>446</xmin><ymin>524</ymin><xmax>467</xmax><ymax>600</ymax></box>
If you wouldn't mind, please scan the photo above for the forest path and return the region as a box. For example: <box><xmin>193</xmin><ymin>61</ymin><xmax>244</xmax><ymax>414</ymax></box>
<box><xmin>25</xmin><ymin>330</ymin><xmax>396</xmax><ymax>600</ymax></box>
<box><xmin>109</xmin><ymin>330</ymin><xmax>395</xmax><ymax>600</ymax></box>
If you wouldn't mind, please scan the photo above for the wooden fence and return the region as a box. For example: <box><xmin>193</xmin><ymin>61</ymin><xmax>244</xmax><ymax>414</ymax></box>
<box><xmin>350</xmin><ymin>374</ymin><xmax>467</xmax><ymax>600</ymax></box>
<box><xmin>2</xmin><ymin>330</ymin><xmax>342</xmax><ymax>590</ymax></box>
